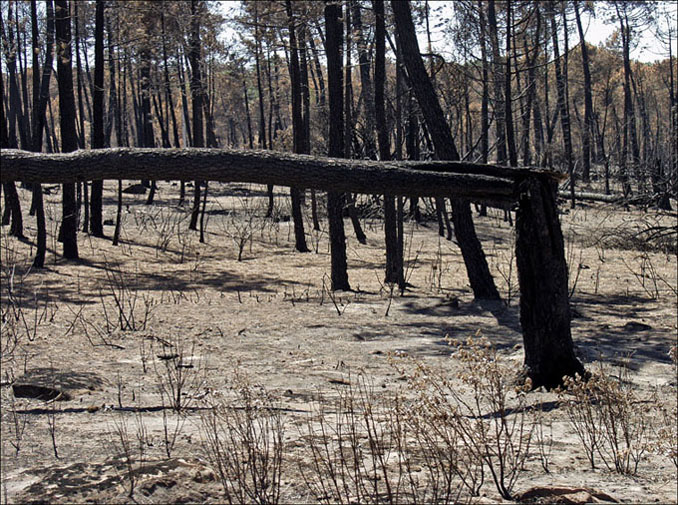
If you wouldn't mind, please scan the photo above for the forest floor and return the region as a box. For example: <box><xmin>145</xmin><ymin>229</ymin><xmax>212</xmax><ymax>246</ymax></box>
<box><xmin>1</xmin><ymin>181</ymin><xmax>676</xmax><ymax>504</ymax></box>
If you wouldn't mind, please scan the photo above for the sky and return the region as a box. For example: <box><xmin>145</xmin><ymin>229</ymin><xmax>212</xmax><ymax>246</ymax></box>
<box><xmin>216</xmin><ymin>1</ymin><xmax>677</xmax><ymax>64</ymax></box>
<box><xmin>428</xmin><ymin>1</ymin><xmax>676</xmax><ymax>63</ymax></box>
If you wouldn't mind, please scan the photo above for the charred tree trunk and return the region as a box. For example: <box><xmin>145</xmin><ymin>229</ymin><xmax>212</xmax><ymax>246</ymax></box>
<box><xmin>55</xmin><ymin>0</ymin><xmax>78</xmax><ymax>259</ymax></box>
<box><xmin>392</xmin><ymin>0</ymin><xmax>499</xmax><ymax>300</ymax></box>
<box><xmin>550</xmin><ymin>5</ymin><xmax>575</xmax><ymax>208</ymax></box>
<box><xmin>352</xmin><ymin>0</ymin><xmax>377</xmax><ymax>159</ymax></box>
<box><xmin>89</xmin><ymin>0</ymin><xmax>105</xmax><ymax>237</ymax></box>
<box><xmin>375</xmin><ymin>0</ymin><xmax>403</xmax><ymax>289</ymax></box>
<box><xmin>504</xmin><ymin>0</ymin><xmax>518</xmax><ymax>167</ymax></box>
<box><xmin>487</xmin><ymin>0</ymin><xmax>507</xmax><ymax>164</ymax></box>
<box><xmin>515</xmin><ymin>176</ymin><xmax>586</xmax><ymax>388</ymax></box>
<box><xmin>1</xmin><ymin>4</ymin><xmax>24</xmax><ymax>237</ymax></box>
<box><xmin>285</xmin><ymin>0</ymin><xmax>310</xmax><ymax>253</ymax></box>
<box><xmin>73</xmin><ymin>1</ymin><xmax>86</xmax><ymax>149</ymax></box>
<box><xmin>188</xmin><ymin>0</ymin><xmax>204</xmax><ymax>230</ymax></box>
<box><xmin>574</xmin><ymin>1</ymin><xmax>593</xmax><ymax>183</ymax></box>
<box><xmin>29</xmin><ymin>0</ymin><xmax>54</xmax><ymax>267</ymax></box>
<box><xmin>325</xmin><ymin>1</ymin><xmax>350</xmax><ymax>291</ymax></box>
<box><xmin>343</xmin><ymin>4</ymin><xmax>367</xmax><ymax>245</ymax></box>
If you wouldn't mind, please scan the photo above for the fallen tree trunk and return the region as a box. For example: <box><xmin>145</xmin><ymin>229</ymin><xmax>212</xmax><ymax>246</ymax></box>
<box><xmin>0</xmin><ymin>147</ymin><xmax>555</xmax><ymax>203</ymax></box>
<box><xmin>558</xmin><ymin>190</ymin><xmax>622</xmax><ymax>203</ymax></box>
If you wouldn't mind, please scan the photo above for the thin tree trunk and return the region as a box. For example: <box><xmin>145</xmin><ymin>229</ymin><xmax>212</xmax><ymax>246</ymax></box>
<box><xmin>488</xmin><ymin>0</ymin><xmax>507</xmax><ymax>164</ymax></box>
<box><xmin>177</xmin><ymin>51</ymin><xmax>192</xmax><ymax>147</ymax></box>
<box><xmin>188</xmin><ymin>0</ymin><xmax>204</xmax><ymax>230</ymax></box>
<box><xmin>90</xmin><ymin>0</ymin><xmax>105</xmax><ymax>237</ymax></box>
<box><xmin>285</xmin><ymin>0</ymin><xmax>309</xmax><ymax>253</ymax></box>
<box><xmin>30</xmin><ymin>0</ymin><xmax>51</xmax><ymax>267</ymax></box>
<box><xmin>392</xmin><ymin>0</ymin><xmax>499</xmax><ymax>300</ymax></box>
<box><xmin>352</xmin><ymin>0</ymin><xmax>377</xmax><ymax>159</ymax></box>
<box><xmin>574</xmin><ymin>1</ymin><xmax>593</xmax><ymax>183</ymax></box>
<box><xmin>325</xmin><ymin>1</ymin><xmax>350</xmax><ymax>291</ymax></box>
<box><xmin>1</xmin><ymin>4</ymin><xmax>24</xmax><ymax>236</ymax></box>
<box><xmin>375</xmin><ymin>0</ymin><xmax>403</xmax><ymax>288</ymax></box>
<box><xmin>74</xmin><ymin>1</ymin><xmax>86</xmax><ymax>149</ymax></box>
<box><xmin>55</xmin><ymin>0</ymin><xmax>78</xmax><ymax>259</ymax></box>
<box><xmin>504</xmin><ymin>0</ymin><xmax>518</xmax><ymax>167</ymax></box>
<box><xmin>550</xmin><ymin>5</ymin><xmax>575</xmax><ymax>208</ymax></box>
<box><xmin>308</xmin><ymin>28</ymin><xmax>326</xmax><ymax>107</ymax></box>
<box><xmin>342</xmin><ymin>3</ymin><xmax>367</xmax><ymax>244</ymax></box>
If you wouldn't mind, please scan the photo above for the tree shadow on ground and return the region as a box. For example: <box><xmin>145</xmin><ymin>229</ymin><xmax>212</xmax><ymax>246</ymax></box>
<box><xmin>571</xmin><ymin>292</ymin><xmax>674</xmax><ymax>368</ymax></box>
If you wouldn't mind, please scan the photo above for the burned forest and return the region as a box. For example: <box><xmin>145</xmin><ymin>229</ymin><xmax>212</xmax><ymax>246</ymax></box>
<box><xmin>1</xmin><ymin>1</ymin><xmax>676</xmax><ymax>503</ymax></box>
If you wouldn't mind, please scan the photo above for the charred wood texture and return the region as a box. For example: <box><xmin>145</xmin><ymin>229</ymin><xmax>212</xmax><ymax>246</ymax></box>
<box><xmin>0</xmin><ymin>147</ymin><xmax>539</xmax><ymax>202</ymax></box>
<box><xmin>516</xmin><ymin>177</ymin><xmax>586</xmax><ymax>389</ymax></box>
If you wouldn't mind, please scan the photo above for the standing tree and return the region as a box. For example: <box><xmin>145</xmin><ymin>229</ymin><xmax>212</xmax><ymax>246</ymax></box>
<box><xmin>188</xmin><ymin>0</ymin><xmax>204</xmax><ymax>230</ymax></box>
<box><xmin>550</xmin><ymin>2</ymin><xmax>575</xmax><ymax>208</ymax></box>
<box><xmin>1</xmin><ymin>1</ymin><xmax>24</xmax><ymax>238</ymax></box>
<box><xmin>29</xmin><ymin>0</ymin><xmax>55</xmax><ymax>267</ymax></box>
<box><xmin>392</xmin><ymin>0</ymin><xmax>499</xmax><ymax>300</ymax></box>
<box><xmin>285</xmin><ymin>0</ymin><xmax>310</xmax><ymax>253</ymax></box>
<box><xmin>89</xmin><ymin>0</ymin><xmax>105</xmax><ymax>237</ymax></box>
<box><xmin>375</xmin><ymin>0</ymin><xmax>404</xmax><ymax>289</ymax></box>
<box><xmin>55</xmin><ymin>0</ymin><xmax>79</xmax><ymax>259</ymax></box>
<box><xmin>325</xmin><ymin>0</ymin><xmax>350</xmax><ymax>291</ymax></box>
<box><xmin>574</xmin><ymin>1</ymin><xmax>595</xmax><ymax>183</ymax></box>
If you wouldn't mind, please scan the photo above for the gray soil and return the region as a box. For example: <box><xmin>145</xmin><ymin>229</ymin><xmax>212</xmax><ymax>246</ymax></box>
<box><xmin>1</xmin><ymin>182</ymin><xmax>676</xmax><ymax>504</ymax></box>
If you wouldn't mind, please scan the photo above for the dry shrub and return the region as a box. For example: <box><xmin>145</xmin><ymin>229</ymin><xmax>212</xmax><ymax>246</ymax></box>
<box><xmin>300</xmin><ymin>376</ymin><xmax>420</xmax><ymax>504</ymax></box>
<box><xmin>559</xmin><ymin>364</ymin><xmax>652</xmax><ymax>475</ymax></box>
<box><xmin>300</xmin><ymin>337</ymin><xmax>532</xmax><ymax>503</ymax></box>
<box><xmin>654</xmin><ymin>346</ymin><xmax>677</xmax><ymax>469</ymax></box>
<box><xmin>199</xmin><ymin>373</ymin><xmax>284</xmax><ymax>504</ymax></box>
<box><xmin>151</xmin><ymin>335</ymin><xmax>207</xmax><ymax>412</ymax></box>
<box><xmin>398</xmin><ymin>336</ymin><xmax>533</xmax><ymax>501</ymax></box>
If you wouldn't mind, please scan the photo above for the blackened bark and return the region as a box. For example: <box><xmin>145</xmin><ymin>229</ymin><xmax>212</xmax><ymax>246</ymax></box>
<box><xmin>1</xmin><ymin>148</ymin><xmax>521</xmax><ymax>201</ymax></box>
<box><xmin>55</xmin><ymin>0</ymin><xmax>78</xmax><ymax>259</ymax></box>
<box><xmin>308</xmin><ymin>29</ymin><xmax>326</xmax><ymax>107</ymax></box>
<box><xmin>2</xmin><ymin>182</ymin><xmax>23</xmax><ymax>238</ymax></box>
<box><xmin>618</xmin><ymin>6</ymin><xmax>640</xmax><ymax>198</ymax></box>
<box><xmin>504</xmin><ymin>0</ymin><xmax>518</xmax><ymax>167</ymax></box>
<box><xmin>392</xmin><ymin>0</ymin><xmax>499</xmax><ymax>300</ymax></box>
<box><xmin>375</xmin><ymin>0</ymin><xmax>403</xmax><ymax>288</ymax></box>
<box><xmin>325</xmin><ymin>1</ymin><xmax>350</xmax><ymax>291</ymax></box>
<box><xmin>0</xmin><ymin>47</ymin><xmax>8</xmax><ymax>149</ymax></box>
<box><xmin>30</xmin><ymin>0</ymin><xmax>40</xmax><ymax>147</ymax></box>
<box><xmin>516</xmin><ymin>177</ymin><xmax>586</xmax><ymax>389</ymax></box>
<box><xmin>1</xmin><ymin>4</ymin><xmax>24</xmax><ymax>236</ymax></box>
<box><xmin>285</xmin><ymin>0</ymin><xmax>309</xmax><ymax>253</ymax></box>
<box><xmin>109</xmin><ymin>10</ymin><xmax>123</xmax><ymax>246</ymax></box>
<box><xmin>90</xmin><ymin>0</ymin><xmax>105</xmax><ymax>237</ymax></box>
<box><xmin>406</xmin><ymin>92</ymin><xmax>422</xmax><ymax>222</ymax></box>
<box><xmin>254</xmin><ymin>4</ymin><xmax>267</xmax><ymax>151</ymax></box>
<box><xmin>343</xmin><ymin>5</ymin><xmax>367</xmax><ymax>244</ymax></box>
<box><xmin>352</xmin><ymin>0</ymin><xmax>377</xmax><ymax>159</ymax></box>
<box><xmin>299</xmin><ymin>26</ymin><xmax>311</xmax><ymax>155</ymax></box>
<box><xmin>521</xmin><ymin>7</ymin><xmax>541</xmax><ymax>166</ymax></box>
<box><xmin>189</xmin><ymin>0</ymin><xmax>204</xmax><ymax>230</ymax></box>
<box><xmin>161</xmin><ymin>14</ymin><xmax>179</xmax><ymax>149</ymax></box>
<box><xmin>574</xmin><ymin>1</ymin><xmax>593</xmax><ymax>183</ymax></box>
<box><xmin>550</xmin><ymin>5</ymin><xmax>575</xmax><ymax>208</ymax></box>
<box><xmin>344</xmin><ymin>4</ymin><xmax>353</xmax><ymax>159</ymax></box>
<box><xmin>242</xmin><ymin>79</ymin><xmax>254</xmax><ymax>149</ymax></box>
<box><xmin>74</xmin><ymin>1</ymin><xmax>85</xmax><ymax>149</ymax></box>
<box><xmin>479</xmin><ymin>1</ymin><xmax>489</xmax><ymax>167</ymax></box>
<box><xmin>177</xmin><ymin>53</ymin><xmax>192</xmax><ymax>148</ymax></box>
<box><xmin>30</xmin><ymin>0</ymin><xmax>54</xmax><ymax>267</ymax></box>
<box><xmin>487</xmin><ymin>0</ymin><xmax>507</xmax><ymax>164</ymax></box>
